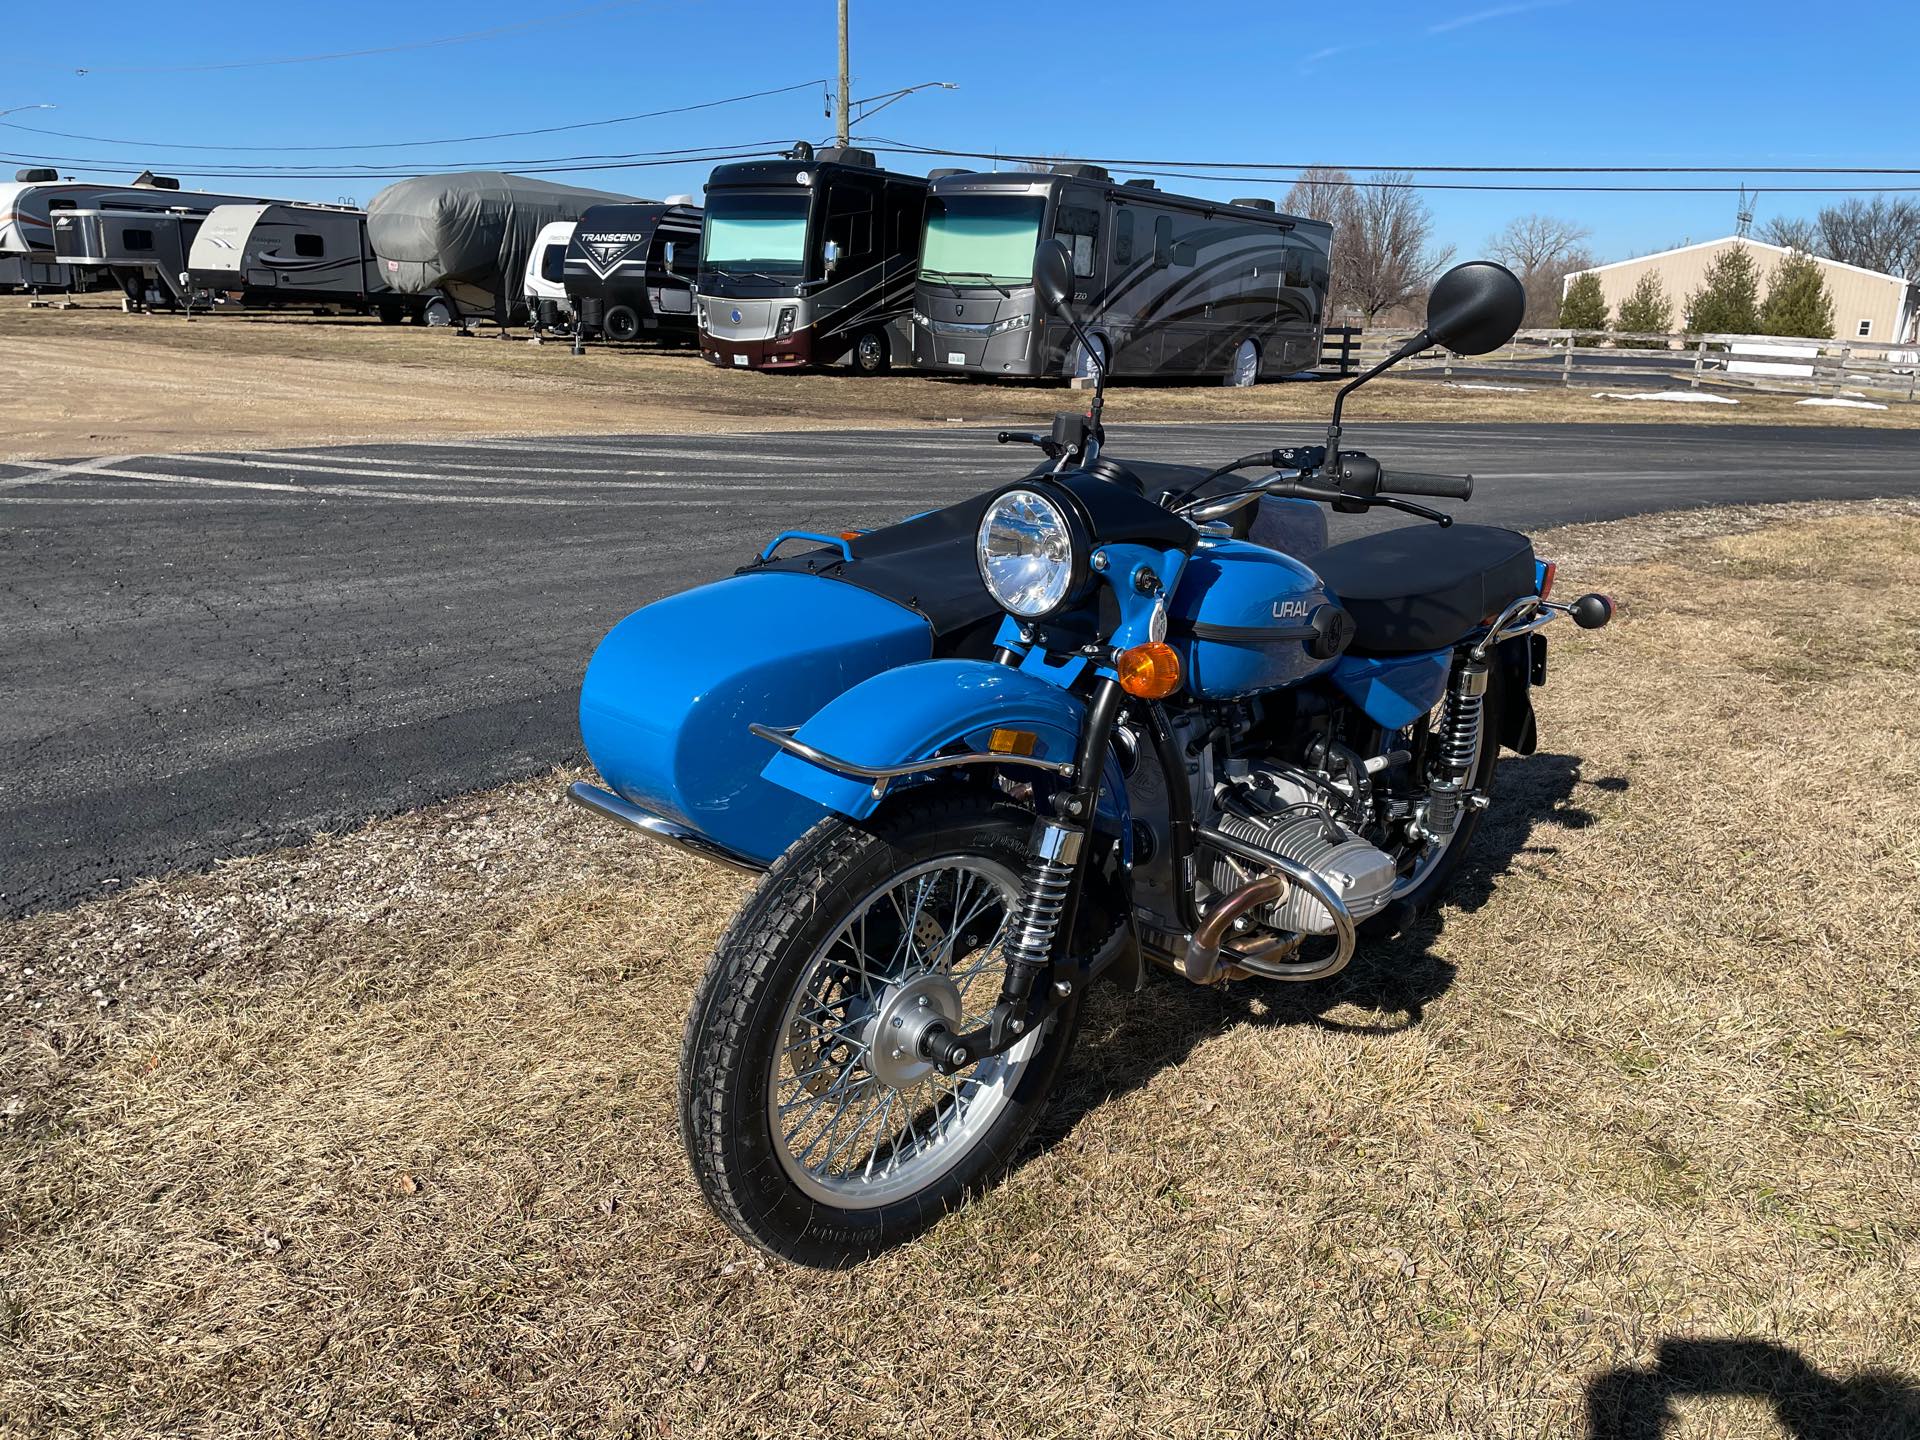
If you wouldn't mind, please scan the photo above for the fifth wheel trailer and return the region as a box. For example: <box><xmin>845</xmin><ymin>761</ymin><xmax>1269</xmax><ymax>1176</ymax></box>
<box><xmin>52</xmin><ymin>206</ymin><xmax>208</xmax><ymax>310</ymax></box>
<box><xmin>186</xmin><ymin>202</ymin><xmax>421</xmax><ymax>319</ymax></box>
<box><xmin>367</xmin><ymin>171</ymin><xmax>645</xmax><ymax>330</ymax></box>
<box><xmin>1</xmin><ymin>168</ymin><xmax>276</xmax><ymax>295</ymax></box>
<box><xmin>910</xmin><ymin>166</ymin><xmax>1332</xmax><ymax>384</ymax></box>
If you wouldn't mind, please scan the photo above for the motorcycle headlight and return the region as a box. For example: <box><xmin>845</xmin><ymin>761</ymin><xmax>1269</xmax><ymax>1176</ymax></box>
<box><xmin>977</xmin><ymin>488</ymin><xmax>1083</xmax><ymax>618</ymax></box>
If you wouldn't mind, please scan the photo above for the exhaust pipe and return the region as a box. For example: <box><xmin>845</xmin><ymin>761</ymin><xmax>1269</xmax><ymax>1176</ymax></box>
<box><xmin>1183</xmin><ymin>827</ymin><xmax>1358</xmax><ymax>986</ymax></box>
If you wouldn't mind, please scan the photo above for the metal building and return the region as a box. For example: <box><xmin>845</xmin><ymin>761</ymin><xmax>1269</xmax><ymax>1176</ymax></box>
<box><xmin>1565</xmin><ymin>237</ymin><xmax>1917</xmax><ymax>343</ymax></box>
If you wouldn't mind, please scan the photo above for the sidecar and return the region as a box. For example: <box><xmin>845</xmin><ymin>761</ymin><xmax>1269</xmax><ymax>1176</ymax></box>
<box><xmin>576</xmin><ymin>499</ymin><xmax>1012</xmax><ymax>868</ymax></box>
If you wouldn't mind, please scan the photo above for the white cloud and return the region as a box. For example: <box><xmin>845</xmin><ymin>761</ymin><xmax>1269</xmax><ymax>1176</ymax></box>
<box><xmin>1427</xmin><ymin>0</ymin><xmax>1570</xmax><ymax>35</ymax></box>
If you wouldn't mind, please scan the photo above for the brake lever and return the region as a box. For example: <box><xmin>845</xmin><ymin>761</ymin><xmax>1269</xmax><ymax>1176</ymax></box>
<box><xmin>1270</xmin><ymin>482</ymin><xmax>1453</xmax><ymax>528</ymax></box>
<box><xmin>996</xmin><ymin>431</ymin><xmax>1057</xmax><ymax>455</ymax></box>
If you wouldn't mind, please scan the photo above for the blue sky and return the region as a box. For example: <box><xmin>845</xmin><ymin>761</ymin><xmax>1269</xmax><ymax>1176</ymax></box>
<box><xmin>7</xmin><ymin>0</ymin><xmax>1917</xmax><ymax>263</ymax></box>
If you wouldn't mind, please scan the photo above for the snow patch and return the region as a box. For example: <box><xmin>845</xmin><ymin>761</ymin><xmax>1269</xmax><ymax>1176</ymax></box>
<box><xmin>1797</xmin><ymin>396</ymin><xmax>1890</xmax><ymax>410</ymax></box>
<box><xmin>1445</xmin><ymin>382</ymin><xmax>1529</xmax><ymax>392</ymax></box>
<box><xmin>1595</xmin><ymin>390</ymin><xmax>1741</xmax><ymax>405</ymax></box>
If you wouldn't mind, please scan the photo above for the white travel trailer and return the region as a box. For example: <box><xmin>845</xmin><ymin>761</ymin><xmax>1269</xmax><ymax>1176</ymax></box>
<box><xmin>186</xmin><ymin>202</ymin><xmax>420</xmax><ymax>320</ymax></box>
<box><xmin>522</xmin><ymin>220</ymin><xmax>577</xmax><ymax>334</ymax></box>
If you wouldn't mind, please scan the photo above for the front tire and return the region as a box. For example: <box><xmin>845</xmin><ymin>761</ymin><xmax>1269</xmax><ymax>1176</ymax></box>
<box><xmin>1224</xmin><ymin>337</ymin><xmax>1260</xmax><ymax>387</ymax></box>
<box><xmin>850</xmin><ymin>327</ymin><xmax>890</xmax><ymax>374</ymax></box>
<box><xmin>678</xmin><ymin>793</ymin><xmax>1080</xmax><ymax>1266</ymax></box>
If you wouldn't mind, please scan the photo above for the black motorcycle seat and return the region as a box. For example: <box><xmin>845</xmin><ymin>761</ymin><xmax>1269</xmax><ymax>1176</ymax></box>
<box><xmin>1312</xmin><ymin>523</ymin><xmax>1536</xmax><ymax>655</ymax></box>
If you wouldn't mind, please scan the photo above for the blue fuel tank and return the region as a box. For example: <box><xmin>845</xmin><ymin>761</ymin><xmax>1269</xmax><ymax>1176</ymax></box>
<box><xmin>579</xmin><ymin>570</ymin><xmax>932</xmax><ymax>865</ymax></box>
<box><xmin>1169</xmin><ymin>536</ymin><xmax>1342</xmax><ymax>700</ymax></box>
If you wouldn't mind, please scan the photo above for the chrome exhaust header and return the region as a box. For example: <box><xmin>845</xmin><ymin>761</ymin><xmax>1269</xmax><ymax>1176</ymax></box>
<box><xmin>1183</xmin><ymin>826</ymin><xmax>1358</xmax><ymax>986</ymax></box>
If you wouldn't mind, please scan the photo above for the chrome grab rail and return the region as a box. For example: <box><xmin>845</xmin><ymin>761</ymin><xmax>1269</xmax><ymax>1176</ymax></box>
<box><xmin>749</xmin><ymin>722</ymin><xmax>1074</xmax><ymax>801</ymax></box>
<box><xmin>1188</xmin><ymin>825</ymin><xmax>1358</xmax><ymax>985</ymax></box>
<box><xmin>566</xmin><ymin>782</ymin><xmax>766</xmax><ymax>874</ymax></box>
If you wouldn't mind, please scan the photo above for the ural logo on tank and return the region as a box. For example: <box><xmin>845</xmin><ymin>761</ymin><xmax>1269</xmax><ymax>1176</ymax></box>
<box><xmin>1272</xmin><ymin>599</ymin><xmax>1313</xmax><ymax>620</ymax></box>
<box><xmin>579</xmin><ymin>234</ymin><xmax>645</xmax><ymax>278</ymax></box>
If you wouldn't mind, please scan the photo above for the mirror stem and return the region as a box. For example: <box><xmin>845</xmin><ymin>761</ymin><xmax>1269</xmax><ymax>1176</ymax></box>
<box><xmin>1325</xmin><ymin>328</ymin><xmax>1428</xmax><ymax>472</ymax></box>
<box><xmin>1060</xmin><ymin>312</ymin><xmax>1107</xmax><ymax>446</ymax></box>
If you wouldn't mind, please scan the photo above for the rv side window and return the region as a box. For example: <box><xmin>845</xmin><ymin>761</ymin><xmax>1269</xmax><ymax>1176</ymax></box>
<box><xmin>48</xmin><ymin>199</ymin><xmax>75</xmax><ymax>211</ymax></box>
<box><xmin>540</xmin><ymin>244</ymin><xmax>567</xmax><ymax>283</ymax></box>
<box><xmin>1055</xmin><ymin>204</ymin><xmax>1099</xmax><ymax>278</ymax></box>
<box><xmin>1113</xmin><ymin>209</ymin><xmax>1134</xmax><ymax>267</ymax></box>
<box><xmin>886</xmin><ymin>189</ymin><xmax>924</xmax><ymax>259</ymax></box>
<box><xmin>294</xmin><ymin>233</ymin><xmax>324</xmax><ymax>258</ymax></box>
<box><xmin>123</xmin><ymin>229</ymin><xmax>154</xmax><ymax>252</ymax></box>
<box><xmin>1153</xmin><ymin>214</ymin><xmax>1173</xmax><ymax>268</ymax></box>
<box><xmin>824</xmin><ymin>187</ymin><xmax>876</xmax><ymax>270</ymax></box>
<box><xmin>1283</xmin><ymin>243</ymin><xmax>1309</xmax><ymax>289</ymax></box>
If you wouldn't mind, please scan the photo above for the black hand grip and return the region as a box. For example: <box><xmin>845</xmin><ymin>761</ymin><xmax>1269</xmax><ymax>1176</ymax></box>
<box><xmin>1384</xmin><ymin>470</ymin><xmax>1474</xmax><ymax>501</ymax></box>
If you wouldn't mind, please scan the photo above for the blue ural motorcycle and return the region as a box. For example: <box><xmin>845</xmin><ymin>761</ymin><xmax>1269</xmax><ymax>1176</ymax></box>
<box><xmin>571</xmin><ymin>244</ymin><xmax>1613</xmax><ymax>1266</ymax></box>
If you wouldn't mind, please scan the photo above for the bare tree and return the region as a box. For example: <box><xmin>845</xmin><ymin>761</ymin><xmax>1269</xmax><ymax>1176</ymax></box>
<box><xmin>1341</xmin><ymin>172</ymin><xmax>1454</xmax><ymax>322</ymax></box>
<box><xmin>1283</xmin><ymin>166</ymin><xmax>1363</xmax><ymax>320</ymax></box>
<box><xmin>1758</xmin><ymin>215</ymin><xmax>1819</xmax><ymax>253</ymax></box>
<box><xmin>1486</xmin><ymin>213</ymin><xmax>1594</xmax><ymax>324</ymax></box>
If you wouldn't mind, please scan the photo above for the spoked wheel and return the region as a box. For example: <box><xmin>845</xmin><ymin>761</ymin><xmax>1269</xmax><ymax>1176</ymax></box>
<box><xmin>679</xmin><ymin>794</ymin><xmax>1080</xmax><ymax>1266</ymax></box>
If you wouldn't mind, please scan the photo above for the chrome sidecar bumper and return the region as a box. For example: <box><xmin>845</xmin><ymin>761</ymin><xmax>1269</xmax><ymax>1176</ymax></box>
<box><xmin>566</xmin><ymin>782</ymin><xmax>767</xmax><ymax>873</ymax></box>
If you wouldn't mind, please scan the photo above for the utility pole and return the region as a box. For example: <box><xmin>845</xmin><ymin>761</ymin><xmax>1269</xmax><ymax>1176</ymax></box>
<box><xmin>836</xmin><ymin>0</ymin><xmax>851</xmax><ymax>148</ymax></box>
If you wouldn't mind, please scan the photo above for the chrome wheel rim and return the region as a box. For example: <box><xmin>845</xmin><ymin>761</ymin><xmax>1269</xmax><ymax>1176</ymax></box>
<box><xmin>766</xmin><ymin>856</ymin><xmax>1037</xmax><ymax>1209</ymax></box>
<box><xmin>857</xmin><ymin>333</ymin><xmax>883</xmax><ymax>369</ymax></box>
<box><xmin>1231</xmin><ymin>339</ymin><xmax>1258</xmax><ymax>386</ymax></box>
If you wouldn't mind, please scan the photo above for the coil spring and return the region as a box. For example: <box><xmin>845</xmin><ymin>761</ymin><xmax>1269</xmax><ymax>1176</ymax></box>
<box><xmin>1002</xmin><ymin>853</ymin><xmax>1075</xmax><ymax>993</ymax></box>
<box><xmin>1425</xmin><ymin>686</ymin><xmax>1484</xmax><ymax>836</ymax></box>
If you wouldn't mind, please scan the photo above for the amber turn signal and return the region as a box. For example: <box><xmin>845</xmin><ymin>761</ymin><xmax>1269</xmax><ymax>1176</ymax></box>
<box><xmin>1116</xmin><ymin>641</ymin><xmax>1181</xmax><ymax>699</ymax></box>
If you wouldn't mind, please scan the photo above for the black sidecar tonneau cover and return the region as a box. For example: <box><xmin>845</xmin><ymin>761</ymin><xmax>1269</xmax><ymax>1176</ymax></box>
<box><xmin>745</xmin><ymin>495</ymin><xmax>1001</xmax><ymax>644</ymax></box>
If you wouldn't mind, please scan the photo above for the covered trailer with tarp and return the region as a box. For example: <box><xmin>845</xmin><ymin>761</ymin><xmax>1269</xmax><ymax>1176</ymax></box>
<box><xmin>366</xmin><ymin>171</ymin><xmax>644</xmax><ymax>329</ymax></box>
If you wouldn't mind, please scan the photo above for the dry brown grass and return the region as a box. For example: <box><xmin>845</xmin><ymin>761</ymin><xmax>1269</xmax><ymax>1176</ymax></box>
<box><xmin>4</xmin><ymin>294</ymin><xmax>1914</xmax><ymax>461</ymax></box>
<box><xmin>4</xmin><ymin>504</ymin><xmax>1920</xmax><ymax>1438</ymax></box>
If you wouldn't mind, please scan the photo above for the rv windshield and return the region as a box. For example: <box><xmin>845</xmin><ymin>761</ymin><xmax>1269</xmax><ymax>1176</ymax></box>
<box><xmin>921</xmin><ymin>194</ymin><xmax>1046</xmax><ymax>286</ymax></box>
<box><xmin>702</xmin><ymin>191</ymin><xmax>810</xmax><ymax>276</ymax></box>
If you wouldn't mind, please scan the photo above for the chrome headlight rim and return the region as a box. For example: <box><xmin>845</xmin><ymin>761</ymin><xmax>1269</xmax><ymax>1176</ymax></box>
<box><xmin>975</xmin><ymin>484</ymin><xmax>1089</xmax><ymax>620</ymax></box>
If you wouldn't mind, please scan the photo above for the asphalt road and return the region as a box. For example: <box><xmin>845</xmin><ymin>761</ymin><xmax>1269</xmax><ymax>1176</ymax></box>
<box><xmin>5</xmin><ymin>421</ymin><xmax>1917</xmax><ymax>916</ymax></box>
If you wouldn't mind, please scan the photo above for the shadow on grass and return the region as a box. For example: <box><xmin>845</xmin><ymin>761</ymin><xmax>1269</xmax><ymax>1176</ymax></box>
<box><xmin>1041</xmin><ymin>750</ymin><xmax>1624</xmax><ymax>1144</ymax></box>
<box><xmin>1586</xmin><ymin>1338</ymin><xmax>1920</xmax><ymax>1439</ymax></box>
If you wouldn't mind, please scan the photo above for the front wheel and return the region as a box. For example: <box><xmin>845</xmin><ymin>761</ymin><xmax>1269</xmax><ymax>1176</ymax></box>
<box><xmin>850</xmin><ymin>327</ymin><xmax>890</xmax><ymax>374</ymax></box>
<box><xmin>1224</xmin><ymin>337</ymin><xmax>1260</xmax><ymax>387</ymax></box>
<box><xmin>678</xmin><ymin>793</ymin><xmax>1080</xmax><ymax>1266</ymax></box>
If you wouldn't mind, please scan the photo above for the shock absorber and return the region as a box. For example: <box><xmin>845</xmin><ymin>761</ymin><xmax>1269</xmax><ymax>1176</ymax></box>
<box><xmin>999</xmin><ymin>823</ymin><xmax>1082</xmax><ymax>1007</ymax></box>
<box><xmin>1425</xmin><ymin>657</ymin><xmax>1488</xmax><ymax>839</ymax></box>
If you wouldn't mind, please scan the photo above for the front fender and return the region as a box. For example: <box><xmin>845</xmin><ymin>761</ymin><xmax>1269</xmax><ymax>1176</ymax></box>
<box><xmin>762</xmin><ymin>659</ymin><xmax>1130</xmax><ymax>837</ymax></box>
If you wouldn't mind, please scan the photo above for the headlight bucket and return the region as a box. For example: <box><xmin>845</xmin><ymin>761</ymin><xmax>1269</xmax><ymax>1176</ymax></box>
<box><xmin>976</xmin><ymin>486</ymin><xmax>1090</xmax><ymax>619</ymax></box>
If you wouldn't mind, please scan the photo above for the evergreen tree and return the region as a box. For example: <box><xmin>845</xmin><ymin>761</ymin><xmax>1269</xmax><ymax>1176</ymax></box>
<box><xmin>1684</xmin><ymin>245</ymin><xmax>1763</xmax><ymax>334</ymax></box>
<box><xmin>1558</xmin><ymin>271</ymin><xmax>1608</xmax><ymax>331</ymax></box>
<box><xmin>1615</xmin><ymin>271</ymin><xmax>1673</xmax><ymax>341</ymax></box>
<box><xmin>1758</xmin><ymin>249</ymin><xmax>1835</xmax><ymax>338</ymax></box>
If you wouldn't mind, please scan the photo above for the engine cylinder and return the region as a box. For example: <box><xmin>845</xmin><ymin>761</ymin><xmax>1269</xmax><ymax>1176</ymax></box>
<box><xmin>1210</xmin><ymin>811</ymin><xmax>1397</xmax><ymax>934</ymax></box>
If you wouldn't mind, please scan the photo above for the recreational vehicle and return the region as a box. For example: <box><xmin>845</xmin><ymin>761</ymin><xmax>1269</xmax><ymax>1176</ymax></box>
<box><xmin>695</xmin><ymin>144</ymin><xmax>926</xmax><ymax>373</ymax></box>
<box><xmin>522</xmin><ymin>220</ymin><xmax>578</xmax><ymax>335</ymax></box>
<box><xmin>366</xmin><ymin>171</ymin><xmax>642</xmax><ymax>330</ymax></box>
<box><xmin>52</xmin><ymin>206</ymin><xmax>207</xmax><ymax>310</ymax></box>
<box><xmin>562</xmin><ymin>199</ymin><xmax>702</xmax><ymax>344</ymax></box>
<box><xmin>909</xmin><ymin>167</ymin><xmax>1332</xmax><ymax>384</ymax></box>
<box><xmin>186</xmin><ymin>202</ymin><xmax>417</xmax><ymax>319</ymax></box>
<box><xmin>1</xmin><ymin>168</ymin><xmax>270</xmax><ymax>294</ymax></box>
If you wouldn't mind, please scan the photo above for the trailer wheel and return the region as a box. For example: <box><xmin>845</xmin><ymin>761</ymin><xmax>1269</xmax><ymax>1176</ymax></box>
<box><xmin>851</xmin><ymin>328</ymin><xmax>890</xmax><ymax>375</ymax></box>
<box><xmin>1224</xmin><ymin>338</ymin><xmax>1260</xmax><ymax>387</ymax></box>
<box><xmin>424</xmin><ymin>297</ymin><xmax>457</xmax><ymax>328</ymax></box>
<box><xmin>604</xmin><ymin>305</ymin><xmax>641</xmax><ymax>342</ymax></box>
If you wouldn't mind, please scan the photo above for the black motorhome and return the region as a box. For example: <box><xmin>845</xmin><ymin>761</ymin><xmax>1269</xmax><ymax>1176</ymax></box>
<box><xmin>563</xmin><ymin>200</ymin><xmax>703</xmax><ymax>344</ymax></box>
<box><xmin>910</xmin><ymin>166</ymin><xmax>1332</xmax><ymax>384</ymax></box>
<box><xmin>695</xmin><ymin>144</ymin><xmax>926</xmax><ymax>373</ymax></box>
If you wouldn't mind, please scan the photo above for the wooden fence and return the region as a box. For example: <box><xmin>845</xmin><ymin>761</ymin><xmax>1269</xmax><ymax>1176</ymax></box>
<box><xmin>1319</xmin><ymin>327</ymin><xmax>1920</xmax><ymax>402</ymax></box>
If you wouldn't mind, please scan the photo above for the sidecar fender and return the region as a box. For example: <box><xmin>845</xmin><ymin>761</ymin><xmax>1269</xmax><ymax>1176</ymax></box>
<box><xmin>763</xmin><ymin>659</ymin><xmax>1130</xmax><ymax>834</ymax></box>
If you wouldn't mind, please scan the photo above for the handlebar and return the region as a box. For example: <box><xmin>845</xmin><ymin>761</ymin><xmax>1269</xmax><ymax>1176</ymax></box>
<box><xmin>1382</xmin><ymin>470</ymin><xmax>1474</xmax><ymax>501</ymax></box>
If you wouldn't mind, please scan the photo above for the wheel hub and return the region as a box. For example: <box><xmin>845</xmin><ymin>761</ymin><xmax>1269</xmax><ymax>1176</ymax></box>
<box><xmin>863</xmin><ymin>972</ymin><xmax>963</xmax><ymax>1089</ymax></box>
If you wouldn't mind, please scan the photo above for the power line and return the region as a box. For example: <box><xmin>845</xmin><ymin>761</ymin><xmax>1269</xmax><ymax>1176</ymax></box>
<box><xmin>25</xmin><ymin>1</ymin><xmax>648</xmax><ymax>75</ymax></box>
<box><xmin>0</xmin><ymin>145</ymin><xmax>794</xmax><ymax>186</ymax></box>
<box><xmin>1</xmin><ymin>138</ymin><xmax>802</xmax><ymax>177</ymax></box>
<box><xmin>0</xmin><ymin>80</ymin><xmax>830</xmax><ymax>152</ymax></box>
<box><xmin>864</xmin><ymin>140</ymin><xmax>1920</xmax><ymax>178</ymax></box>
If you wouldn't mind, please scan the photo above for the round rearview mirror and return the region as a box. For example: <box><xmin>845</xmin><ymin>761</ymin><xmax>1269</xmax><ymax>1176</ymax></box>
<box><xmin>1033</xmin><ymin>238</ymin><xmax>1075</xmax><ymax>316</ymax></box>
<box><xmin>1424</xmin><ymin>260</ymin><xmax>1526</xmax><ymax>355</ymax></box>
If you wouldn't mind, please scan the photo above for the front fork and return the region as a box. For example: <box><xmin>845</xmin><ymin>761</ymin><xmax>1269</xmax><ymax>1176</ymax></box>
<box><xmin>921</xmin><ymin>676</ymin><xmax>1126</xmax><ymax>1074</ymax></box>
